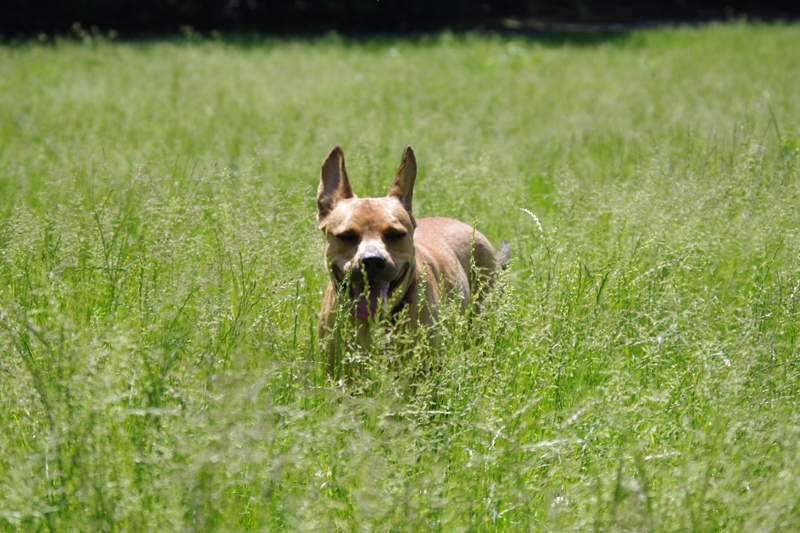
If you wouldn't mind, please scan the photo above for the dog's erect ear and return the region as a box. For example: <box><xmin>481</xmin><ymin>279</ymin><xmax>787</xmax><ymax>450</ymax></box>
<box><xmin>317</xmin><ymin>146</ymin><xmax>355</xmax><ymax>226</ymax></box>
<box><xmin>388</xmin><ymin>145</ymin><xmax>417</xmax><ymax>214</ymax></box>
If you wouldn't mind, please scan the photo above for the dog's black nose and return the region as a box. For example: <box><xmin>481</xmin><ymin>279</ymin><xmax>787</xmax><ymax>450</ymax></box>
<box><xmin>360</xmin><ymin>254</ymin><xmax>387</xmax><ymax>277</ymax></box>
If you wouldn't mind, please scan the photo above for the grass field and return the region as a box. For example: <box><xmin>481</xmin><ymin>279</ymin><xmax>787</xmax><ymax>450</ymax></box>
<box><xmin>1</xmin><ymin>22</ymin><xmax>800</xmax><ymax>531</ymax></box>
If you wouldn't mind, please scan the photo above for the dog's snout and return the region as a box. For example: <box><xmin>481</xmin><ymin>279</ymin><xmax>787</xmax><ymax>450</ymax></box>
<box><xmin>360</xmin><ymin>254</ymin><xmax>387</xmax><ymax>277</ymax></box>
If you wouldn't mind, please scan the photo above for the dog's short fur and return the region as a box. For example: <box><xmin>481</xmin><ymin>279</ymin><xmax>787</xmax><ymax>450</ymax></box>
<box><xmin>317</xmin><ymin>145</ymin><xmax>509</xmax><ymax>376</ymax></box>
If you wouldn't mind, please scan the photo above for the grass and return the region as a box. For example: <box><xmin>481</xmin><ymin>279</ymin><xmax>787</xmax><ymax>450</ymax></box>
<box><xmin>1</xmin><ymin>22</ymin><xmax>800</xmax><ymax>531</ymax></box>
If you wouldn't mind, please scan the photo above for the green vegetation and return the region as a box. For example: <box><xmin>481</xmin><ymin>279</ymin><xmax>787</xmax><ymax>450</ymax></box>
<box><xmin>2</xmin><ymin>23</ymin><xmax>800</xmax><ymax>531</ymax></box>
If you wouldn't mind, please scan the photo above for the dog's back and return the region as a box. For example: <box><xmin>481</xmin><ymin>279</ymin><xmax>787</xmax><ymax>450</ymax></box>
<box><xmin>413</xmin><ymin>217</ymin><xmax>499</xmax><ymax>313</ymax></box>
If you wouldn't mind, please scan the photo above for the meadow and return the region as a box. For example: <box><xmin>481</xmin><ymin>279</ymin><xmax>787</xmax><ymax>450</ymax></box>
<box><xmin>1</xmin><ymin>22</ymin><xmax>799</xmax><ymax>531</ymax></box>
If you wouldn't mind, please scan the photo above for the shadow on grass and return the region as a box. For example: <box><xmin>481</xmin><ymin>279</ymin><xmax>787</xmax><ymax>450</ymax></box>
<box><xmin>10</xmin><ymin>20</ymin><xmax>636</xmax><ymax>49</ymax></box>
<box><xmin>190</xmin><ymin>27</ymin><xmax>633</xmax><ymax>50</ymax></box>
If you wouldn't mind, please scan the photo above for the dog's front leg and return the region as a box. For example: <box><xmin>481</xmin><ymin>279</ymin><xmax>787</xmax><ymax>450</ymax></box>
<box><xmin>320</xmin><ymin>304</ymin><xmax>372</xmax><ymax>383</ymax></box>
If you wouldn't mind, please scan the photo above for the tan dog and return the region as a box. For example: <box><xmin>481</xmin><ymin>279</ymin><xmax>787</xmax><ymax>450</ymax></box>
<box><xmin>317</xmin><ymin>145</ymin><xmax>509</xmax><ymax>376</ymax></box>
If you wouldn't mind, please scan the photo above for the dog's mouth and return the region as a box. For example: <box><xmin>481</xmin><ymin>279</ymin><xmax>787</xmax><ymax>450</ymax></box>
<box><xmin>334</xmin><ymin>264</ymin><xmax>409</xmax><ymax>320</ymax></box>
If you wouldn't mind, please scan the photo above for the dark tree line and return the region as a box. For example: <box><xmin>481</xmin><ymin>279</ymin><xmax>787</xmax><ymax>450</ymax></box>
<box><xmin>3</xmin><ymin>0</ymin><xmax>799</xmax><ymax>36</ymax></box>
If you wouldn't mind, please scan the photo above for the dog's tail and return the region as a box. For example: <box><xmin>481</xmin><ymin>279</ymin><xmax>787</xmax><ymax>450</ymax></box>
<box><xmin>497</xmin><ymin>240</ymin><xmax>511</xmax><ymax>270</ymax></box>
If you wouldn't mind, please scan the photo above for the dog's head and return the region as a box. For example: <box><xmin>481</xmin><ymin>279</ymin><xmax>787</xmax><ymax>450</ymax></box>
<box><xmin>317</xmin><ymin>145</ymin><xmax>417</xmax><ymax>320</ymax></box>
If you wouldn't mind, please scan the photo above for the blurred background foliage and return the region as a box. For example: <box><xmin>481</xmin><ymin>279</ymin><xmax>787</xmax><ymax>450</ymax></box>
<box><xmin>4</xmin><ymin>0</ymin><xmax>800</xmax><ymax>36</ymax></box>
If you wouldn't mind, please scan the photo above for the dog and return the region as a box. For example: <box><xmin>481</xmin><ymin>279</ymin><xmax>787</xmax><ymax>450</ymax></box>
<box><xmin>317</xmin><ymin>145</ymin><xmax>509</xmax><ymax>377</ymax></box>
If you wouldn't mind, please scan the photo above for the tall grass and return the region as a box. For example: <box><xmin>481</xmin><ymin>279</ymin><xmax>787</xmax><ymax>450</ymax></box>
<box><xmin>1</xmin><ymin>23</ymin><xmax>799</xmax><ymax>531</ymax></box>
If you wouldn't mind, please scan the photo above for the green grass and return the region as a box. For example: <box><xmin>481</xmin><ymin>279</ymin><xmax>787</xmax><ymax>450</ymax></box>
<box><xmin>1</xmin><ymin>22</ymin><xmax>800</xmax><ymax>531</ymax></box>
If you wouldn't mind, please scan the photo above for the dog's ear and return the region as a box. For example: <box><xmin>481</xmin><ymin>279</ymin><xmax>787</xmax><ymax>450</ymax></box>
<box><xmin>317</xmin><ymin>146</ymin><xmax>355</xmax><ymax>226</ymax></box>
<box><xmin>388</xmin><ymin>145</ymin><xmax>417</xmax><ymax>214</ymax></box>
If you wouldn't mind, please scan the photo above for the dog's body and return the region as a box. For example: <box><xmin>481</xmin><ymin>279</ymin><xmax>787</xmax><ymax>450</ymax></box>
<box><xmin>317</xmin><ymin>145</ymin><xmax>508</xmax><ymax>376</ymax></box>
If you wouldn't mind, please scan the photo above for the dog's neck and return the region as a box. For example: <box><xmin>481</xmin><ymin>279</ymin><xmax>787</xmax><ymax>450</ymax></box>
<box><xmin>390</xmin><ymin>272</ymin><xmax>417</xmax><ymax>316</ymax></box>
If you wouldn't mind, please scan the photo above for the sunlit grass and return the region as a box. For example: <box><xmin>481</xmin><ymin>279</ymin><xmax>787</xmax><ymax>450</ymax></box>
<box><xmin>1</xmin><ymin>22</ymin><xmax>799</xmax><ymax>531</ymax></box>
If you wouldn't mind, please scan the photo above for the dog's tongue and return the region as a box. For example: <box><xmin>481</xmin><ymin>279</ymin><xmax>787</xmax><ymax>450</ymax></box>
<box><xmin>352</xmin><ymin>281</ymin><xmax>389</xmax><ymax>319</ymax></box>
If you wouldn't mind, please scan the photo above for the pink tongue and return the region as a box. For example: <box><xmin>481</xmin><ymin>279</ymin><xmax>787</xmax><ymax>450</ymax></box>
<box><xmin>352</xmin><ymin>281</ymin><xmax>389</xmax><ymax>319</ymax></box>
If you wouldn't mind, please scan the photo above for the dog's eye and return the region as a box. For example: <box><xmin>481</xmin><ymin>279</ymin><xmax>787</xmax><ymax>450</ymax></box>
<box><xmin>384</xmin><ymin>231</ymin><xmax>407</xmax><ymax>243</ymax></box>
<box><xmin>335</xmin><ymin>231</ymin><xmax>359</xmax><ymax>244</ymax></box>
